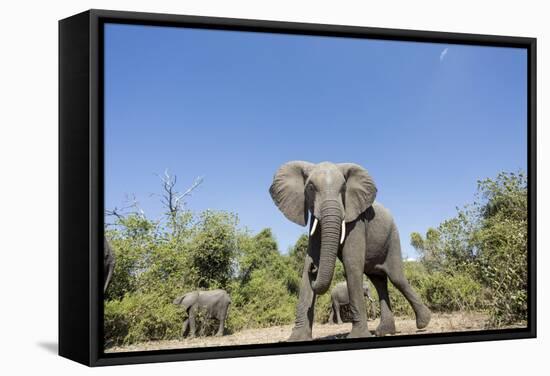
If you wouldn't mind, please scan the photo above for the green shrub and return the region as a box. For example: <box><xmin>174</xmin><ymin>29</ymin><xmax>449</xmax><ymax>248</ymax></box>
<box><xmin>370</xmin><ymin>262</ymin><xmax>485</xmax><ymax>317</ymax></box>
<box><xmin>104</xmin><ymin>293</ymin><xmax>182</xmax><ymax>347</ymax></box>
<box><xmin>228</xmin><ymin>268</ymin><xmax>297</xmax><ymax>332</ymax></box>
<box><xmin>386</xmin><ymin>282</ymin><xmax>414</xmax><ymax>317</ymax></box>
<box><xmin>477</xmin><ymin>219</ymin><xmax>527</xmax><ymax>326</ymax></box>
<box><xmin>422</xmin><ymin>272</ymin><xmax>484</xmax><ymax>312</ymax></box>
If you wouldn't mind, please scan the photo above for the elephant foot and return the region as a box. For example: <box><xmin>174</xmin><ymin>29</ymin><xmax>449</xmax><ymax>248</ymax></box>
<box><xmin>416</xmin><ymin>305</ymin><xmax>431</xmax><ymax>329</ymax></box>
<box><xmin>375</xmin><ymin>320</ymin><xmax>396</xmax><ymax>336</ymax></box>
<box><xmin>348</xmin><ymin>323</ymin><xmax>372</xmax><ymax>339</ymax></box>
<box><xmin>287</xmin><ymin>327</ymin><xmax>312</xmax><ymax>342</ymax></box>
<box><xmin>215</xmin><ymin>332</ymin><xmax>224</xmax><ymax>337</ymax></box>
<box><xmin>336</xmin><ymin>320</ymin><xmax>343</xmax><ymax>325</ymax></box>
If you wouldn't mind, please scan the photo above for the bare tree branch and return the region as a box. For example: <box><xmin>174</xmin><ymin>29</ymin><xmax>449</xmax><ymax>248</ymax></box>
<box><xmin>105</xmin><ymin>170</ymin><xmax>203</xmax><ymax>231</ymax></box>
<box><xmin>155</xmin><ymin>169</ymin><xmax>204</xmax><ymax>218</ymax></box>
<box><xmin>104</xmin><ymin>194</ymin><xmax>146</xmax><ymax>222</ymax></box>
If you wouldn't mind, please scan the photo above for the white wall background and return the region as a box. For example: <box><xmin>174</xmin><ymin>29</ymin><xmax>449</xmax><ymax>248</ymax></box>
<box><xmin>0</xmin><ymin>0</ymin><xmax>547</xmax><ymax>374</ymax></box>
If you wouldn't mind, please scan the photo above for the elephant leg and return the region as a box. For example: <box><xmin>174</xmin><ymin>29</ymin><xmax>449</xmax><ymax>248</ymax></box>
<box><xmin>215</xmin><ymin>319</ymin><xmax>224</xmax><ymax>337</ymax></box>
<box><xmin>368</xmin><ymin>274</ymin><xmax>396</xmax><ymax>336</ymax></box>
<box><xmin>181</xmin><ymin>319</ymin><xmax>190</xmax><ymax>337</ymax></box>
<box><xmin>288</xmin><ymin>255</ymin><xmax>316</xmax><ymax>341</ymax></box>
<box><xmin>383</xmin><ymin>228</ymin><xmax>431</xmax><ymax>329</ymax></box>
<box><xmin>334</xmin><ymin>303</ymin><xmax>343</xmax><ymax>324</ymax></box>
<box><xmin>103</xmin><ymin>262</ymin><xmax>114</xmax><ymax>294</ymax></box>
<box><xmin>329</xmin><ymin>306</ymin><xmax>335</xmax><ymax>324</ymax></box>
<box><xmin>215</xmin><ymin>305</ymin><xmax>228</xmax><ymax>337</ymax></box>
<box><xmin>342</xmin><ymin>223</ymin><xmax>371</xmax><ymax>338</ymax></box>
<box><xmin>188</xmin><ymin>306</ymin><xmax>198</xmax><ymax>338</ymax></box>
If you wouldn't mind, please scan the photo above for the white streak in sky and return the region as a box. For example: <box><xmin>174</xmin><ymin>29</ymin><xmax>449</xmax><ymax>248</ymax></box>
<box><xmin>440</xmin><ymin>47</ymin><xmax>449</xmax><ymax>62</ymax></box>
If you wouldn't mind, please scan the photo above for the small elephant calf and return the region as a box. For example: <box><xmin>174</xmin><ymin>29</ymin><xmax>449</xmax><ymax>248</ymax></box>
<box><xmin>173</xmin><ymin>289</ymin><xmax>231</xmax><ymax>338</ymax></box>
<box><xmin>330</xmin><ymin>281</ymin><xmax>376</xmax><ymax>324</ymax></box>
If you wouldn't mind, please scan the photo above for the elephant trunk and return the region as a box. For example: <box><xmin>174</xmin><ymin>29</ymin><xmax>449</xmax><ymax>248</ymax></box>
<box><xmin>310</xmin><ymin>200</ymin><xmax>343</xmax><ymax>295</ymax></box>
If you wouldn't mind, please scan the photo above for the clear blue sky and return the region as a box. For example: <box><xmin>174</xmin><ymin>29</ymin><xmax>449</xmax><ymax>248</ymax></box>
<box><xmin>104</xmin><ymin>23</ymin><xmax>527</xmax><ymax>258</ymax></box>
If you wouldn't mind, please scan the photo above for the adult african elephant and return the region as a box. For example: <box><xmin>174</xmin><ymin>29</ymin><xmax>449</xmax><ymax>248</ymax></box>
<box><xmin>103</xmin><ymin>238</ymin><xmax>115</xmax><ymax>293</ymax></box>
<box><xmin>269</xmin><ymin>161</ymin><xmax>431</xmax><ymax>340</ymax></box>
<box><xmin>330</xmin><ymin>281</ymin><xmax>376</xmax><ymax>324</ymax></box>
<box><xmin>173</xmin><ymin>289</ymin><xmax>231</xmax><ymax>338</ymax></box>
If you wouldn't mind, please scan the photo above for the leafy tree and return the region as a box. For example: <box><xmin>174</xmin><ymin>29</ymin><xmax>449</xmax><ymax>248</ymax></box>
<box><xmin>288</xmin><ymin>234</ymin><xmax>308</xmax><ymax>275</ymax></box>
<box><xmin>410</xmin><ymin>228</ymin><xmax>443</xmax><ymax>272</ymax></box>
<box><xmin>105</xmin><ymin>214</ymin><xmax>159</xmax><ymax>300</ymax></box>
<box><xmin>228</xmin><ymin>228</ymin><xmax>301</xmax><ymax>332</ymax></box>
<box><xmin>409</xmin><ymin>171</ymin><xmax>527</xmax><ymax>326</ymax></box>
<box><xmin>237</xmin><ymin>228</ymin><xmax>280</xmax><ymax>284</ymax></box>
<box><xmin>187</xmin><ymin>210</ymin><xmax>239</xmax><ymax>289</ymax></box>
<box><xmin>475</xmin><ymin>172</ymin><xmax>527</xmax><ymax>326</ymax></box>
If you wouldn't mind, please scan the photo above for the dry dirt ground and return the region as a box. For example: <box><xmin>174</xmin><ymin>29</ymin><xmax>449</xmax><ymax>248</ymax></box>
<box><xmin>106</xmin><ymin>312</ymin><xmax>524</xmax><ymax>353</ymax></box>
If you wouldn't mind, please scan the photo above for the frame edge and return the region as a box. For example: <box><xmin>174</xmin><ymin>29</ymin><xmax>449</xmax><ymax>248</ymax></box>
<box><xmin>59</xmin><ymin>10</ymin><xmax>93</xmax><ymax>366</ymax></box>
<box><xmin>59</xmin><ymin>8</ymin><xmax>537</xmax><ymax>367</ymax></box>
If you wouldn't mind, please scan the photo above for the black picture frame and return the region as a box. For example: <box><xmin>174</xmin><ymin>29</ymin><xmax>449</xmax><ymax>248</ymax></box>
<box><xmin>59</xmin><ymin>9</ymin><xmax>537</xmax><ymax>367</ymax></box>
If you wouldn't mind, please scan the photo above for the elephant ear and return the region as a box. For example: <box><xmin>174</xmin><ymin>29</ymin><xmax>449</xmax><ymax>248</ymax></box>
<box><xmin>338</xmin><ymin>163</ymin><xmax>377</xmax><ymax>222</ymax></box>
<box><xmin>269</xmin><ymin>161</ymin><xmax>314</xmax><ymax>226</ymax></box>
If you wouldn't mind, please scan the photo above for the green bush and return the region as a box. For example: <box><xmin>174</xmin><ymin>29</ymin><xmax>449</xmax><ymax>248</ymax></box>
<box><xmin>104</xmin><ymin>293</ymin><xmax>182</xmax><ymax>347</ymax></box>
<box><xmin>477</xmin><ymin>219</ymin><xmax>527</xmax><ymax>326</ymax></box>
<box><xmin>368</xmin><ymin>262</ymin><xmax>485</xmax><ymax>317</ymax></box>
<box><xmin>422</xmin><ymin>272</ymin><xmax>484</xmax><ymax>312</ymax></box>
<box><xmin>228</xmin><ymin>268</ymin><xmax>297</xmax><ymax>332</ymax></box>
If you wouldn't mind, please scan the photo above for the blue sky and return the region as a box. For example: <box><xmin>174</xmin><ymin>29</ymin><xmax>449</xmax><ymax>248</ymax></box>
<box><xmin>104</xmin><ymin>23</ymin><xmax>527</xmax><ymax>258</ymax></box>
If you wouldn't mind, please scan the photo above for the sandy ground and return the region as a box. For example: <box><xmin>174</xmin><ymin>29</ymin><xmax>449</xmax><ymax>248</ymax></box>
<box><xmin>106</xmin><ymin>312</ymin><xmax>524</xmax><ymax>353</ymax></box>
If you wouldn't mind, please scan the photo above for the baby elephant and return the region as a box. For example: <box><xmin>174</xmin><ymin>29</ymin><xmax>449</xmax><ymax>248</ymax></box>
<box><xmin>330</xmin><ymin>281</ymin><xmax>375</xmax><ymax>324</ymax></box>
<box><xmin>173</xmin><ymin>289</ymin><xmax>231</xmax><ymax>338</ymax></box>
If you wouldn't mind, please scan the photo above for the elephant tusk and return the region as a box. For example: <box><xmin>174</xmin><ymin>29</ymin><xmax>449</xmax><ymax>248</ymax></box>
<box><xmin>340</xmin><ymin>220</ymin><xmax>346</xmax><ymax>244</ymax></box>
<box><xmin>310</xmin><ymin>217</ymin><xmax>319</xmax><ymax>236</ymax></box>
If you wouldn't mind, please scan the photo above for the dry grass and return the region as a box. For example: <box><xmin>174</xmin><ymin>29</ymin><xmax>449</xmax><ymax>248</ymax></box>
<box><xmin>105</xmin><ymin>312</ymin><xmax>525</xmax><ymax>353</ymax></box>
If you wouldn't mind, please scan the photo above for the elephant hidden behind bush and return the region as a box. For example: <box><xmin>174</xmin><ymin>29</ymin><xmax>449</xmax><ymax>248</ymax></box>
<box><xmin>104</xmin><ymin>238</ymin><xmax>115</xmax><ymax>293</ymax></box>
<box><xmin>269</xmin><ymin>161</ymin><xmax>431</xmax><ymax>341</ymax></box>
<box><xmin>173</xmin><ymin>289</ymin><xmax>231</xmax><ymax>338</ymax></box>
<box><xmin>330</xmin><ymin>281</ymin><xmax>376</xmax><ymax>324</ymax></box>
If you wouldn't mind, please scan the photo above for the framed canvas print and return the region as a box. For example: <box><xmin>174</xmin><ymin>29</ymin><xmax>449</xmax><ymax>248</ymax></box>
<box><xmin>59</xmin><ymin>9</ymin><xmax>536</xmax><ymax>366</ymax></box>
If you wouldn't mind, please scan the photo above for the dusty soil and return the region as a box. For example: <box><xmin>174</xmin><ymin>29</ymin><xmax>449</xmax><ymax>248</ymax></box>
<box><xmin>105</xmin><ymin>312</ymin><xmax>524</xmax><ymax>353</ymax></box>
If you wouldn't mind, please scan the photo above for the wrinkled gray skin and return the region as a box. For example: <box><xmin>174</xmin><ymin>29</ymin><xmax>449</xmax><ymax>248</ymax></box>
<box><xmin>269</xmin><ymin>161</ymin><xmax>431</xmax><ymax>341</ymax></box>
<box><xmin>104</xmin><ymin>238</ymin><xmax>115</xmax><ymax>293</ymax></box>
<box><xmin>330</xmin><ymin>281</ymin><xmax>375</xmax><ymax>324</ymax></box>
<box><xmin>173</xmin><ymin>290</ymin><xmax>231</xmax><ymax>338</ymax></box>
